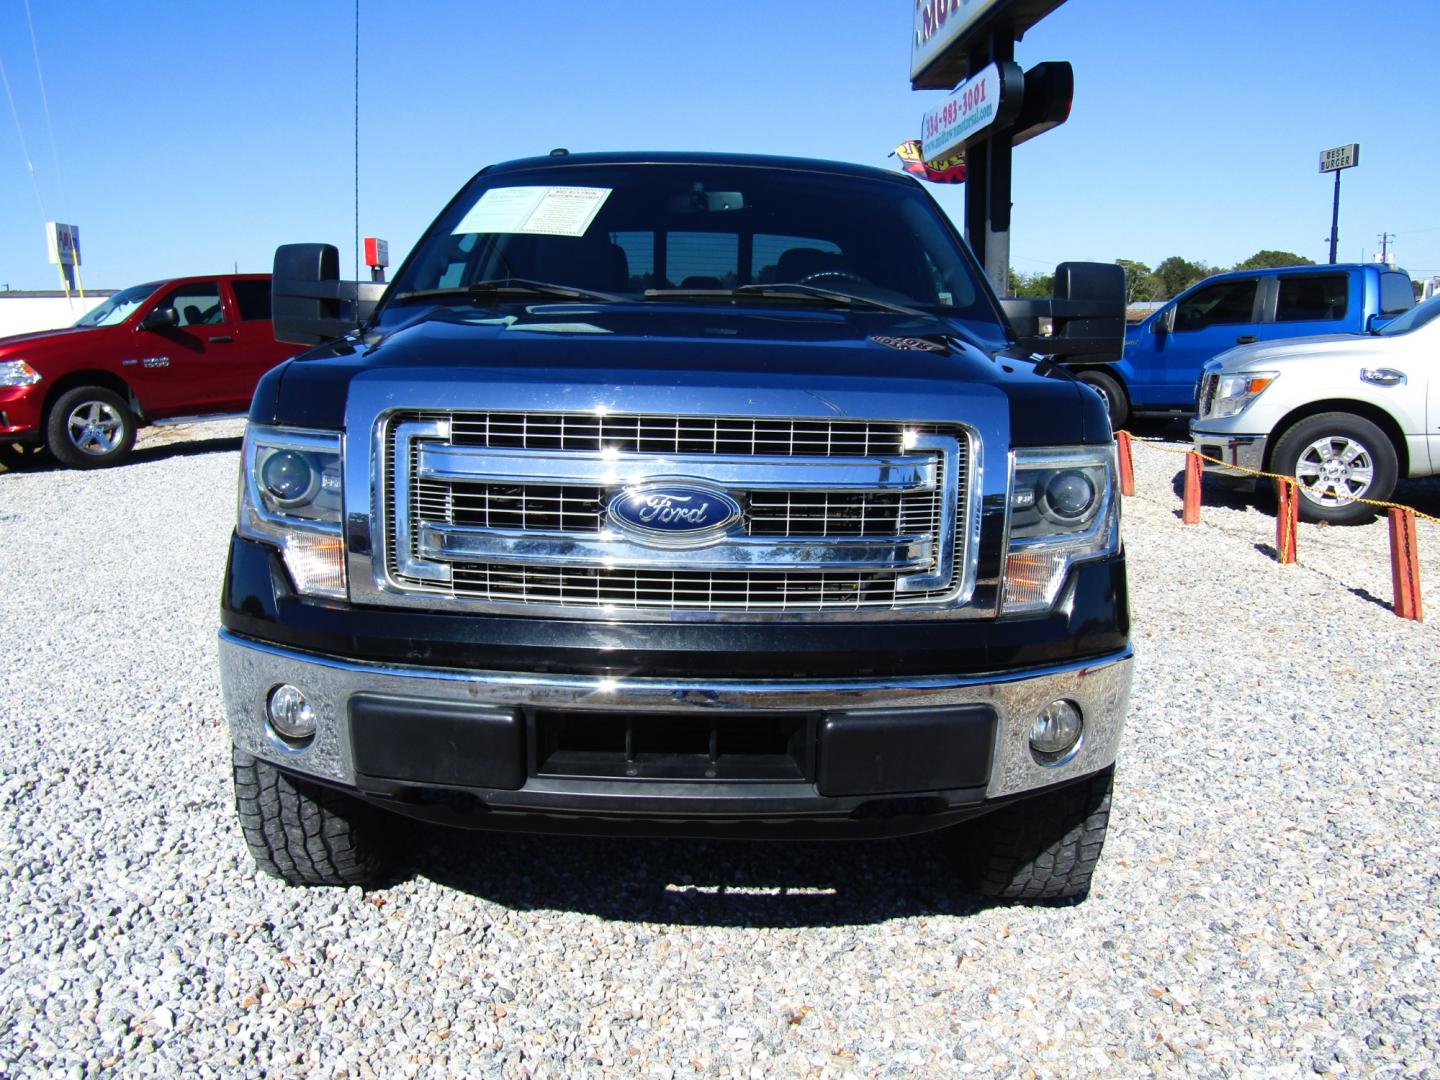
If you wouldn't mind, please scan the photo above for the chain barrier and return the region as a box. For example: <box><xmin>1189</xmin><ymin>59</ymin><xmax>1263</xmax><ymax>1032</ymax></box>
<box><xmin>1115</xmin><ymin>431</ymin><xmax>1427</xmax><ymax>620</ymax></box>
<box><xmin>1116</xmin><ymin>430</ymin><xmax>1440</xmax><ymax>527</ymax></box>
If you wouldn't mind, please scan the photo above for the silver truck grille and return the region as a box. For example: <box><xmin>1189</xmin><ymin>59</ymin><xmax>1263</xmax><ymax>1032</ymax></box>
<box><xmin>381</xmin><ymin>411</ymin><xmax>970</xmax><ymax>614</ymax></box>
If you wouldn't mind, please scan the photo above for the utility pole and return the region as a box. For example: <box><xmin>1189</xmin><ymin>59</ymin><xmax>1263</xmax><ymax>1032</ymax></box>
<box><xmin>1377</xmin><ymin>233</ymin><xmax>1394</xmax><ymax>265</ymax></box>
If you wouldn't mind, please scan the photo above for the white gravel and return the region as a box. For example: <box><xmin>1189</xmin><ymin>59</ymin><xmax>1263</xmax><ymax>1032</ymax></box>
<box><xmin>1</xmin><ymin>418</ymin><xmax>1436</xmax><ymax>1077</ymax></box>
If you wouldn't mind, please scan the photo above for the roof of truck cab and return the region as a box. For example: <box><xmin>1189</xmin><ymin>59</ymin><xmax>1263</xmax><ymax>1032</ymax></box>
<box><xmin>479</xmin><ymin>151</ymin><xmax>913</xmax><ymax>185</ymax></box>
<box><xmin>1196</xmin><ymin>263</ymin><xmax>1406</xmax><ymax>283</ymax></box>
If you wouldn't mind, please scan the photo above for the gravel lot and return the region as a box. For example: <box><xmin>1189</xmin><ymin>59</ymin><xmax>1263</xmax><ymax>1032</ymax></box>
<box><xmin>1</xmin><ymin>419</ymin><xmax>1436</xmax><ymax>1078</ymax></box>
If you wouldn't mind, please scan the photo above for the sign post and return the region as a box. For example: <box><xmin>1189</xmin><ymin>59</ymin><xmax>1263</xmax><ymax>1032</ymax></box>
<box><xmin>909</xmin><ymin>1</ymin><xmax>1073</xmax><ymax>294</ymax></box>
<box><xmin>1319</xmin><ymin>144</ymin><xmax>1359</xmax><ymax>265</ymax></box>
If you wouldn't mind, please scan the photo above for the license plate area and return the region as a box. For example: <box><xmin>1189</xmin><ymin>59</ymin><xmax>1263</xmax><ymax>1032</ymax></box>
<box><xmin>533</xmin><ymin>709</ymin><xmax>813</xmax><ymax>782</ymax></box>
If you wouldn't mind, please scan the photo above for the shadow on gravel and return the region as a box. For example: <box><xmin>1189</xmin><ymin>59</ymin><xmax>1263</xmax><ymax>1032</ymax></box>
<box><xmin>398</xmin><ymin>828</ymin><xmax>1045</xmax><ymax>927</ymax></box>
<box><xmin>128</xmin><ymin>435</ymin><xmax>245</xmax><ymax>465</ymax></box>
<box><xmin>0</xmin><ymin>434</ymin><xmax>242</xmax><ymax>476</ymax></box>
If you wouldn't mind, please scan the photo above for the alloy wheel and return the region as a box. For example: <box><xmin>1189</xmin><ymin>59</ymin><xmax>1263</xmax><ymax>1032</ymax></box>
<box><xmin>1294</xmin><ymin>435</ymin><xmax>1375</xmax><ymax>507</ymax></box>
<box><xmin>65</xmin><ymin>401</ymin><xmax>125</xmax><ymax>456</ymax></box>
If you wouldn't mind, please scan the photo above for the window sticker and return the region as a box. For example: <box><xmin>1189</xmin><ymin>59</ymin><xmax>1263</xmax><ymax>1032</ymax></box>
<box><xmin>452</xmin><ymin>186</ymin><xmax>612</xmax><ymax>238</ymax></box>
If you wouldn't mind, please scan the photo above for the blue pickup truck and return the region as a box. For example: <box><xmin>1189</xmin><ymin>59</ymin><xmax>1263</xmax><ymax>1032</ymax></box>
<box><xmin>1069</xmin><ymin>263</ymin><xmax>1414</xmax><ymax>427</ymax></box>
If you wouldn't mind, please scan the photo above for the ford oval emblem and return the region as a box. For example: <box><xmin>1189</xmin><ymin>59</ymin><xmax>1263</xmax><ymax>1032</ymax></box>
<box><xmin>607</xmin><ymin>483</ymin><xmax>742</xmax><ymax>547</ymax></box>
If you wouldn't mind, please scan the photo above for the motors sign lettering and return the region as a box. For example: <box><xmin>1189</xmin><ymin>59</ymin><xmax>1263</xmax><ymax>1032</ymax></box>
<box><xmin>1319</xmin><ymin>143</ymin><xmax>1359</xmax><ymax>173</ymax></box>
<box><xmin>909</xmin><ymin>0</ymin><xmax>1068</xmax><ymax>87</ymax></box>
<box><xmin>921</xmin><ymin>63</ymin><xmax>1000</xmax><ymax>163</ymax></box>
<box><xmin>911</xmin><ymin>0</ymin><xmax>1002</xmax><ymax>81</ymax></box>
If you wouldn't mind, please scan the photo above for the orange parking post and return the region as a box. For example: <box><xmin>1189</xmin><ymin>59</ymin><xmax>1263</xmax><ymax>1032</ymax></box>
<box><xmin>1388</xmin><ymin>507</ymin><xmax>1423</xmax><ymax>621</ymax></box>
<box><xmin>1115</xmin><ymin>431</ymin><xmax>1135</xmax><ymax>497</ymax></box>
<box><xmin>1275</xmin><ymin>480</ymin><xmax>1299</xmax><ymax>564</ymax></box>
<box><xmin>1181</xmin><ymin>451</ymin><xmax>1202</xmax><ymax>524</ymax></box>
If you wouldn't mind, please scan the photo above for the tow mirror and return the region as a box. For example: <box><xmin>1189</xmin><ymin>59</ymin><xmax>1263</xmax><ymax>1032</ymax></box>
<box><xmin>272</xmin><ymin>242</ymin><xmax>387</xmax><ymax>346</ymax></box>
<box><xmin>1153</xmin><ymin>307</ymin><xmax>1175</xmax><ymax>335</ymax></box>
<box><xmin>1000</xmin><ymin>261</ymin><xmax>1126</xmax><ymax>360</ymax></box>
<box><xmin>140</xmin><ymin>307</ymin><xmax>178</xmax><ymax>331</ymax></box>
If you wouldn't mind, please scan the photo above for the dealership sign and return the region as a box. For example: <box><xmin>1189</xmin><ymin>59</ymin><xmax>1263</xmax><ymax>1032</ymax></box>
<box><xmin>911</xmin><ymin>0</ymin><xmax>1069</xmax><ymax>88</ymax></box>
<box><xmin>45</xmin><ymin>222</ymin><xmax>81</xmax><ymax>267</ymax></box>
<box><xmin>920</xmin><ymin>61</ymin><xmax>1022</xmax><ymax>164</ymax></box>
<box><xmin>1319</xmin><ymin>143</ymin><xmax>1359</xmax><ymax>173</ymax></box>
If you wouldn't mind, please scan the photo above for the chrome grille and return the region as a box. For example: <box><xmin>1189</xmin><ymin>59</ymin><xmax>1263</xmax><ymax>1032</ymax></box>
<box><xmin>382</xmin><ymin>411</ymin><xmax>970</xmax><ymax>614</ymax></box>
<box><xmin>444</xmin><ymin>412</ymin><xmax>908</xmax><ymax>456</ymax></box>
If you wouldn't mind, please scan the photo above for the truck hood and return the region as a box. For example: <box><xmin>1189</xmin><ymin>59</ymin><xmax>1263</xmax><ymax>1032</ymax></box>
<box><xmin>1211</xmin><ymin>331</ymin><xmax>1379</xmax><ymax>371</ymax></box>
<box><xmin>0</xmin><ymin>325</ymin><xmax>109</xmax><ymax>356</ymax></box>
<box><xmin>262</xmin><ymin>303</ymin><xmax>1105</xmax><ymax>445</ymax></box>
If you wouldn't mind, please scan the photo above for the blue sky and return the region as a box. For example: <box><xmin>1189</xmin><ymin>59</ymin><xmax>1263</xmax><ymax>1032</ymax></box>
<box><xmin>2</xmin><ymin>1</ymin><xmax>1437</xmax><ymax>292</ymax></box>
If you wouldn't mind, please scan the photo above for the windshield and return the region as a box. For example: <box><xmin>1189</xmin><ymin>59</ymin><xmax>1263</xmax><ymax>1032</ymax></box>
<box><xmin>379</xmin><ymin>163</ymin><xmax>1000</xmax><ymax>327</ymax></box>
<box><xmin>73</xmin><ymin>281</ymin><xmax>164</xmax><ymax>327</ymax></box>
<box><xmin>1378</xmin><ymin>293</ymin><xmax>1440</xmax><ymax>336</ymax></box>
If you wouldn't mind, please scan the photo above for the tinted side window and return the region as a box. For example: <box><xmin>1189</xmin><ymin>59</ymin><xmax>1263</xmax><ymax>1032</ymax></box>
<box><xmin>1380</xmin><ymin>272</ymin><xmax>1415</xmax><ymax>317</ymax></box>
<box><xmin>158</xmin><ymin>282</ymin><xmax>223</xmax><ymax>327</ymax></box>
<box><xmin>1276</xmin><ymin>275</ymin><xmax>1348</xmax><ymax>322</ymax></box>
<box><xmin>231</xmin><ymin>279</ymin><xmax>272</xmax><ymax>321</ymax></box>
<box><xmin>1175</xmin><ymin>280</ymin><xmax>1257</xmax><ymax>330</ymax></box>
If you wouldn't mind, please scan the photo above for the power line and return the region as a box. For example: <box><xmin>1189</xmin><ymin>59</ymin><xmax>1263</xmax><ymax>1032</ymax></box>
<box><xmin>0</xmin><ymin>46</ymin><xmax>47</xmax><ymax>223</ymax></box>
<box><xmin>22</xmin><ymin>0</ymin><xmax>63</xmax><ymax>210</ymax></box>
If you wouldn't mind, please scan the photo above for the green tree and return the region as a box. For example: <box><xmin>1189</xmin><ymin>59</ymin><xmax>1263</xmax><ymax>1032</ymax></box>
<box><xmin>1007</xmin><ymin>270</ymin><xmax>1054</xmax><ymax>298</ymax></box>
<box><xmin>1233</xmin><ymin>250</ymin><xmax>1314</xmax><ymax>270</ymax></box>
<box><xmin>1115</xmin><ymin>259</ymin><xmax>1160</xmax><ymax>304</ymax></box>
<box><xmin>1153</xmin><ymin>256</ymin><xmax>1211</xmax><ymax>300</ymax></box>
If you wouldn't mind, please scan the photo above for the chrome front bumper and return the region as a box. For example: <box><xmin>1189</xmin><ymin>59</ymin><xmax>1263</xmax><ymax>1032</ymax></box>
<box><xmin>1191</xmin><ymin>425</ymin><xmax>1268</xmax><ymax>480</ymax></box>
<box><xmin>219</xmin><ymin>630</ymin><xmax>1132</xmax><ymax>805</ymax></box>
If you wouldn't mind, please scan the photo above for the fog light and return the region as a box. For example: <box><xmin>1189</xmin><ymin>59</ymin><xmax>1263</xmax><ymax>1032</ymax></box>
<box><xmin>1029</xmin><ymin>699</ymin><xmax>1083</xmax><ymax>764</ymax></box>
<box><xmin>266</xmin><ymin>684</ymin><xmax>316</xmax><ymax>744</ymax></box>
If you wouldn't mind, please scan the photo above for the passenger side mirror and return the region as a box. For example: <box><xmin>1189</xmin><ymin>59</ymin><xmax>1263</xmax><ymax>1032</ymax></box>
<box><xmin>272</xmin><ymin>242</ymin><xmax>387</xmax><ymax>346</ymax></box>
<box><xmin>1153</xmin><ymin>307</ymin><xmax>1174</xmax><ymax>335</ymax></box>
<box><xmin>139</xmin><ymin>307</ymin><xmax>178</xmax><ymax>331</ymax></box>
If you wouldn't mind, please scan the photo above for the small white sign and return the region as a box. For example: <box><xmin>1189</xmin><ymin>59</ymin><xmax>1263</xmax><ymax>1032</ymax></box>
<box><xmin>1319</xmin><ymin>143</ymin><xmax>1359</xmax><ymax>173</ymax></box>
<box><xmin>452</xmin><ymin>186</ymin><xmax>611</xmax><ymax>237</ymax></box>
<box><xmin>46</xmin><ymin>222</ymin><xmax>81</xmax><ymax>266</ymax></box>
<box><xmin>921</xmin><ymin>62</ymin><xmax>1001</xmax><ymax>163</ymax></box>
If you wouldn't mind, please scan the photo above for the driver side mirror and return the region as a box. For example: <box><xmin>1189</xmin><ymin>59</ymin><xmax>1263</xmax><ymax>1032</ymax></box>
<box><xmin>140</xmin><ymin>307</ymin><xmax>178</xmax><ymax>331</ymax></box>
<box><xmin>1153</xmin><ymin>307</ymin><xmax>1175</xmax><ymax>335</ymax></box>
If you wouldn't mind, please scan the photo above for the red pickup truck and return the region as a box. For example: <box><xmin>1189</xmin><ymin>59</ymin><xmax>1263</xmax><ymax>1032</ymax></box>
<box><xmin>0</xmin><ymin>274</ymin><xmax>296</xmax><ymax>469</ymax></box>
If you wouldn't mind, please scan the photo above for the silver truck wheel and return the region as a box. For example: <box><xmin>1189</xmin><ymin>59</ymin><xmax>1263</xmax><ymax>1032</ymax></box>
<box><xmin>1271</xmin><ymin>413</ymin><xmax>1397</xmax><ymax>526</ymax></box>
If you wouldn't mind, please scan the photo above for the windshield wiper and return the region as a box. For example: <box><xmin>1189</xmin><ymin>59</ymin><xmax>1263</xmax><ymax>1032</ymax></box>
<box><xmin>391</xmin><ymin>277</ymin><xmax>623</xmax><ymax>304</ymax></box>
<box><xmin>644</xmin><ymin>283</ymin><xmax>923</xmax><ymax>316</ymax></box>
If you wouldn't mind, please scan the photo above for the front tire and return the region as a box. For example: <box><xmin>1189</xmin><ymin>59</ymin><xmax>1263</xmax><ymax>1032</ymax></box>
<box><xmin>233</xmin><ymin>748</ymin><xmax>394</xmax><ymax>886</ymax></box>
<box><xmin>952</xmin><ymin>767</ymin><xmax>1114</xmax><ymax>900</ymax></box>
<box><xmin>1075</xmin><ymin>369</ymin><xmax>1128</xmax><ymax>429</ymax></box>
<box><xmin>46</xmin><ymin>386</ymin><xmax>137</xmax><ymax>469</ymax></box>
<box><xmin>1270</xmin><ymin>412</ymin><xmax>1397</xmax><ymax>525</ymax></box>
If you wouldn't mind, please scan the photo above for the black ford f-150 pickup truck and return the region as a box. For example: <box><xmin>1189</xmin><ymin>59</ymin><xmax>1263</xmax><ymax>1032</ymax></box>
<box><xmin>220</xmin><ymin>152</ymin><xmax>1132</xmax><ymax>899</ymax></box>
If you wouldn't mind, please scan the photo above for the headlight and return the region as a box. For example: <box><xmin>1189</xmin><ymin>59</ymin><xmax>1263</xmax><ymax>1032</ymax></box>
<box><xmin>237</xmin><ymin>425</ymin><xmax>346</xmax><ymax>599</ymax></box>
<box><xmin>0</xmin><ymin>360</ymin><xmax>42</xmax><ymax>387</ymax></box>
<box><xmin>1003</xmin><ymin>446</ymin><xmax>1119</xmax><ymax>614</ymax></box>
<box><xmin>1210</xmin><ymin>371</ymin><xmax>1277</xmax><ymax>419</ymax></box>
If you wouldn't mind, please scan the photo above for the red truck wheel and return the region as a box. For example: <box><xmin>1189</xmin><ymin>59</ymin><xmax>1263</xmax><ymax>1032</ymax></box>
<box><xmin>46</xmin><ymin>386</ymin><xmax>137</xmax><ymax>469</ymax></box>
